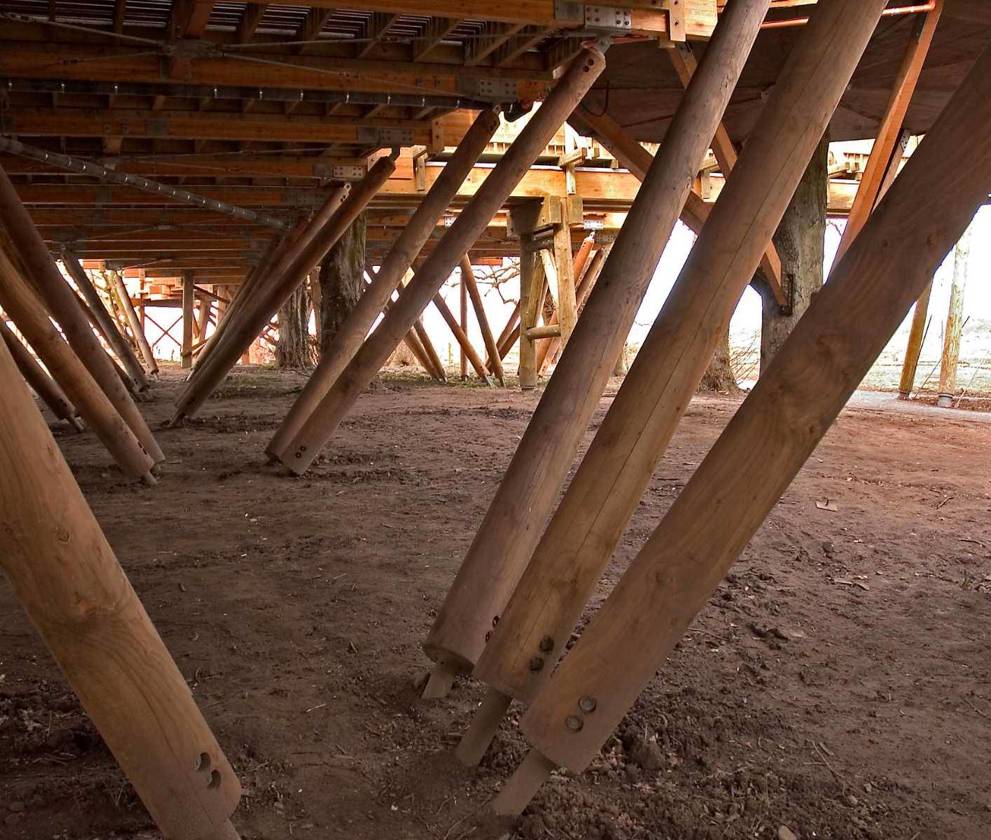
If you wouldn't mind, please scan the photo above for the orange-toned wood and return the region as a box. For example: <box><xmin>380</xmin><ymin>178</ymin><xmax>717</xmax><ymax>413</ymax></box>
<box><xmin>517</xmin><ymin>42</ymin><xmax>991</xmax><ymax>795</ymax></box>
<box><xmin>0</xmin><ymin>249</ymin><xmax>155</xmax><ymax>479</ymax></box>
<box><xmin>834</xmin><ymin>1</ymin><xmax>944</xmax><ymax>264</ymax></box>
<box><xmin>0</xmin><ymin>335</ymin><xmax>241</xmax><ymax>838</ymax></box>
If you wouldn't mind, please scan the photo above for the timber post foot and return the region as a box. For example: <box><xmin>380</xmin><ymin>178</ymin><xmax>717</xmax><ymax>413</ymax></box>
<box><xmin>421</xmin><ymin>661</ymin><xmax>459</xmax><ymax>700</ymax></box>
<box><xmin>140</xmin><ymin>471</ymin><xmax>158</xmax><ymax>487</ymax></box>
<box><xmin>490</xmin><ymin>749</ymin><xmax>555</xmax><ymax>816</ymax></box>
<box><xmin>455</xmin><ymin>688</ymin><xmax>512</xmax><ymax>767</ymax></box>
<box><xmin>68</xmin><ymin>416</ymin><xmax>86</xmax><ymax>432</ymax></box>
<box><xmin>192</xmin><ymin>818</ymin><xmax>242</xmax><ymax>840</ymax></box>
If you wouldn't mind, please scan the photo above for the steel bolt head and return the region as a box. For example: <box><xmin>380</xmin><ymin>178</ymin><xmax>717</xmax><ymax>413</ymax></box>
<box><xmin>529</xmin><ymin>656</ymin><xmax>544</xmax><ymax>672</ymax></box>
<box><xmin>539</xmin><ymin>636</ymin><xmax>554</xmax><ymax>653</ymax></box>
<box><xmin>565</xmin><ymin>715</ymin><xmax>584</xmax><ymax>732</ymax></box>
<box><xmin>578</xmin><ymin>695</ymin><xmax>597</xmax><ymax>714</ymax></box>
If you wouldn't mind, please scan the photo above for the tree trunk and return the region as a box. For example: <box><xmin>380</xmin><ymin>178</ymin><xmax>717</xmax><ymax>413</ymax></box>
<box><xmin>276</xmin><ymin>284</ymin><xmax>313</xmax><ymax>369</ymax></box>
<box><xmin>698</xmin><ymin>329</ymin><xmax>739</xmax><ymax>393</ymax></box>
<box><xmin>755</xmin><ymin>134</ymin><xmax>829</xmax><ymax>374</ymax></box>
<box><xmin>318</xmin><ymin>212</ymin><xmax>367</xmax><ymax>358</ymax></box>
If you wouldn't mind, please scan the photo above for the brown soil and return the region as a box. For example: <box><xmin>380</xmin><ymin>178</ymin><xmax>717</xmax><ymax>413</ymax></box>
<box><xmin>2</xmin><ymin>367</ymin><xmax>990</xmax><ymax>840</ymax></box>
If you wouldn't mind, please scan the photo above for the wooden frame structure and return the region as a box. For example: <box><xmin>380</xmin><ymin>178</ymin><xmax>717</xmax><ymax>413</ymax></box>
<box><xmin>0</xmin><ymin>1</ymin><xmax>987</xmax><ymax>837</ymax></box>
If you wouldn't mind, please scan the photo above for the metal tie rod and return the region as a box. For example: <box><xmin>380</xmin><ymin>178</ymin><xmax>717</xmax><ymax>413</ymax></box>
<box><xmin>0</xmin><ymin>136</ymin><xmax>289</xmax><ymax>231</ymax></box>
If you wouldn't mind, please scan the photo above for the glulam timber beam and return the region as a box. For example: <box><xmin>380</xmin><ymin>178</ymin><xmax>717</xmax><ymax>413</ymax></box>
<box><xmin>3</xmin><ymin>108</ymin><xmax>463</xmax><ymax>147</ymax></box>
<box><xmin>235</xmin><ymin>0</ymin><xmax>690</xmax><ymax>34</ymax></box>
<box><xmin>11</xmin><ymin>166</ymin><xmax>643</xmax><ymax>208</ymax></box>
<box><xmin>0</xmin><ymin>42</ymin><xmax>551</xmax><ymax>99</ymax></box>
<box><xmin>503</xmin><ymin>39</ymin><xmax>991</xmax><ymax>813</ymax></box>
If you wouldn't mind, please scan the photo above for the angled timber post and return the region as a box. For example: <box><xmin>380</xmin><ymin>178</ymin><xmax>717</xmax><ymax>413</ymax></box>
<box><xmin>62</xmin><ymin>254</ymin><xmax>150</xmax><ymax>390</ymax></box>
<box><xmin>274</xmin><ymin>45</ymin><xmax>609</xmax><ymax>481</ymax></box>
<box><xmin>173</xmin><ymin>159</ymin><xmax>396</xmax><ymax>423</ymax></box>
<box><xmin>196</xmin><ymin>293</ymin><xmax>212</xmax><ymax>343</ymax></box>
<box><xmin>182</xmin><ymin>273</ymin><xmax>195</xmax><ymax>369</ymax></box>
<box><xmin>418</xmin><ymin>0</ymin><xmax>774</xmax><ymax>704</ymax></box>
<box><xmin>0</xmin><ymin>249</ymin><xmax>156</xmax><ymax>481</ymax></box>
<box><xmin>833</xmin><ymin>0</ymin><xmax>944</xmax><ymax>264</ymax></box>
<box><xmin>462</xmin><ymin>0</ymin><xmax>891</xmax><ymax>767</ymax></box>
<box><xmin>190</xmin><ymin>186</ymin><xmax>350</xmax><ymax>379</ymax></box>
<box><xmin>0</xmin><ymin>317</ymin><xmax>82</xmax><ymax>429</ymax></box>
<box><xmin>0</xmin><ymin>336</ymin><xmax>242</xmax><ymax>839</ymax></box>
<box><xmin>461</xmin><ymin>255</ymin><xmax>504</xmax><ymax>385</ymax></box>
<box><xmin>898</xmin><ymin>281</ymin><xmax>933</xmax><ymax>399</ymax></box>
<box><xmin>0</xmin><ymin>164</ymin><xmax>164</xmax><ymax>464</ymax></box>
<box><xmin>265</xmin><ymin>109</ymin><xmax>500</xmax><ymax>460</ymax></box>
<box><xmin>110</xmin><ymin>268</ymin><xmax>160</xmax><ymax>375</ymax></box>
<box><xmin>496</xmin><ymin>46</ymin><xmax>991</xmax><ymax>811</ymax></box>
<box><xmin>463</xmin><ymin>0</ymin><xmax>887</xmax><ymax>754</ymax></box>
<box><xmin>433</xmin><ymin>290</ymin><xmax>493</xmax><ymax>382</ymax></box>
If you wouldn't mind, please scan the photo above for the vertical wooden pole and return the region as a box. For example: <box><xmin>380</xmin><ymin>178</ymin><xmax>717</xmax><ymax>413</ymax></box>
<box><xmin>550</xmin><ymin>199</ymin><xmax>577</xmax><ymax>349</ymax></box>
<box><xmin>423</xmin><ymin>0</ymin><xmax>776</xmax><ymax>697</ymax></box>
<box><xmin>181</xmin><ymin>273</ymin><xmax>195</xmax><ymax>369</ymax></box>
<box><xmin>0</xmin><ymin>336</ymin><xmax>242</xmax><ymax>838</ymax></box>
<box><xmin>459</xmin><ymin>270</ymin><xmax>468</xmax><ymax>380</ymax></box>
<box><xmin>277</xmin><ymin>46</ymin><xmax>607</xmax><ymax>477</ymax></box>
<box><xmin>265</xmin><ymin>110</ymin><xmax>499</xmax><ymax>460</ymax></box>
<box><xmin>937</xmin><ymin>227</ymin><xmax>971</xmax><ymax>407</ymax></box>
<box><xmin>897</xmin><ymin>281</ymin><xmax>933</xmax><ymax>399</ymax></box>
<box><xmin>516</xmin><ymin>246</ymin><xmax>541</xmax><ymax>390</ymax></box>
<box><xmin>0</xmin><ymin>250</ymin><xmax>155</xmax><ymax>480</ymax></box>
<box><xmin>535</xmin><ymin>235</ymin><xmax>597</xmax><ymax>374</ymax></box>
<box><xmin>511</xmin><ymin>201</ymin><xmax>544</xmax><ymax>391</ymax></box>
<box><xmin>461</xmin><ymin>255</ymin><xmax>504</xmax><ymax>385</ymax></box>
<box><xmin>62</xmin><ymin>254</ymin><xmax>150</xmax><ymax>389</ymax></box>
<box><xmin>504</xmin><ymin>49</ymin><xmax>991</xmax><ymax>808</ymax></box>
<box><xmin>833</xmin><ymin>0</ymin><xmax>944</xmax><ymax>264</ymax></box>
<box><xmin>0</xmin><ymin>317</ymin><xmax>81</xmax><ymax>429</ymax></box>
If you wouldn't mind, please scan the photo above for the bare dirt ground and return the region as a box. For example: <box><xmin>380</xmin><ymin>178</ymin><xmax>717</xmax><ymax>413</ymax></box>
<box><xmin>2</xmin><ymin>367</ymin><xmax>989</xmax><ymax>840</ymax></box>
